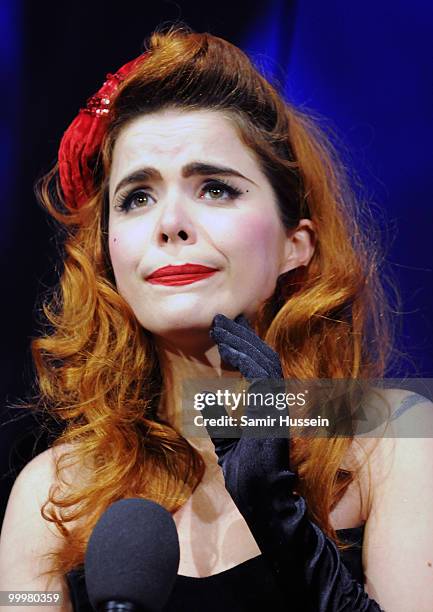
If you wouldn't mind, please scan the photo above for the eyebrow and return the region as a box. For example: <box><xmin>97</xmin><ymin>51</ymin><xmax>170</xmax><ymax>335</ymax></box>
<box><xmin>112</xmin><ymin>161</ymin><xmax>257</xmax><ymax>198</ymax></box>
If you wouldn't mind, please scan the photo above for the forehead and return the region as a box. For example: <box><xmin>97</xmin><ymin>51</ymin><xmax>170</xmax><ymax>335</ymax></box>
<box><xmin>109</xmin><ymin>109</ymin><xmax>261</xmax><ymax>193</ymax></box>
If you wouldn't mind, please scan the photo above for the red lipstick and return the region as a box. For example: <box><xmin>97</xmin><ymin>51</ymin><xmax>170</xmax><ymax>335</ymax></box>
<box><xmin>146</xmin><ymin>263</ymin><xmax>219</xmax><ymax>286</ymax></box>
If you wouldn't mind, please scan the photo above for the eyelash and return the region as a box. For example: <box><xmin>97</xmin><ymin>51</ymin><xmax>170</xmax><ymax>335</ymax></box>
<box><xmin>114</xmin><ymin>179</ymin><xmax>244</xmax><ymax>213</ymax></box>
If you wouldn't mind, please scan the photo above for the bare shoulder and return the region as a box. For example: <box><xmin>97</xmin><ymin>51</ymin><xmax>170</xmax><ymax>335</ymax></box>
<box><xmin>10</xmin><ymin>446</ymin><xmax>61</xmax><ymax>501</ymax></box>
<box><xmin>0</xmin><ymin>444</ymin><xmax>80</xmax><ymax>610</ymax></box>
<box><xmin>358</xmin><ymin>385</ymin><xmax>433</xmax><ymax>500</ymax></box>
<box><xmin>4</xmin><ymin>443</ymin><xmax>83</xmax><ymax>506</ymax></box>
<box><xmin>351</xmin><ymin>387</ymin><xmax>433</xmax><ymax>490</ymax></box>
<box><xmin>353</xmin><ymin>388</ymin><xmax>433</xmax><ymax>611</ymax></box>
<box><xmin>2</xmin><ymin>446</ymin><xmax>61</xmax><ymax>522</ymax></box>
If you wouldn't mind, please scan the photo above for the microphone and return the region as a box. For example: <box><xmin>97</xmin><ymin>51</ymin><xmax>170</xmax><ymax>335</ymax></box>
<box><xmin>84</xmin><ymin>498</ymin><xmax>180</xmax><ymax>612</ymax></box>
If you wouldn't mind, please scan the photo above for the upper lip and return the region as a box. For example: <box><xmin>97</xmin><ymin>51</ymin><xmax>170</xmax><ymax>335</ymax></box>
<box><xmin>146</xmin><ymin>263</ymin><xmax>219</xmax><ymax>279</ymax></box>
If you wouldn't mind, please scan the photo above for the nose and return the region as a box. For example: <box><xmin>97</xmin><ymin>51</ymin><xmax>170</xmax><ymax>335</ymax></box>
<box><xmin>154</xmin><ymin>191</ymin><xmax>197</xmax><ymax>247</ymax></box>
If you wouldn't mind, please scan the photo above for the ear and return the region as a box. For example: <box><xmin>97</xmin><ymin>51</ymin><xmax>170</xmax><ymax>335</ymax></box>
<box><xmin>279</xmin><ymin>219</ymin><xmax>315</xmax><ymax>275</ymax></box>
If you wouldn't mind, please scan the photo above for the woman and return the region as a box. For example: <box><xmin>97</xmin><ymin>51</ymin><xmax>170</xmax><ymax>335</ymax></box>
<box><xmin>0</xmin><ymin>25</ymin><xmax>432</xmax><ymax>611</ymax></box>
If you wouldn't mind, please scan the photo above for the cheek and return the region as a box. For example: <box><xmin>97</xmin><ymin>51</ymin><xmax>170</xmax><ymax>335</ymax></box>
<box><xmin>108</xmin><ymin>231</ymin><xmax>139</xmax><ymax>283</ymax></box>
<box><xmin>108</xmin><ymin>234</ymin><xmax>122</xmax><ymax>268</ymax></box>
<box><xmin>225</xmin><ymin>214</ymin><xmax>280</xmax><ymax>261</ymax></box>
<box><xmin>223</xmin><ymin>214</ymin><xmax>283</xmax><ymax>301</ymax></box>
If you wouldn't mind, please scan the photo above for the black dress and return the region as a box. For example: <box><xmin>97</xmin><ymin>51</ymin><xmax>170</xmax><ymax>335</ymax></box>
<box><xmin>66</xmin><ymin>525</ymin><xmax>365</xmax><ymax>611</ymax></box>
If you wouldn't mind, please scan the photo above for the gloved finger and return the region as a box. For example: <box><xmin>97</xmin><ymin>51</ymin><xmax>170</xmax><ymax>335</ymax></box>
<box><xmin>214</xmin><ymin>333</ymin><xmax>273</xmax><ymax>374</ymax></box>
<box><xmin>211</xmin><ymin>326</ymin><xmax>280</xmax><ymax>377</ymax></box>
<box><xmin>234</xmin><ymin>314</ymin><xmax>253</xmax><ymax>329</ymax></box>
<box><xmin>217</xmin><ymin>343</ymin><xmax>270</xmax><ymax>380</ymax></box>
<box><xmin>212</xmin><ymin>314</ymin><xmax>283</xmax><ymax>373</ymax></box>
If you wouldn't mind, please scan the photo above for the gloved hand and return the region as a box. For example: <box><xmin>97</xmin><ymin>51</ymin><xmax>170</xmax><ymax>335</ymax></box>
<box><xmin>205</xmin><ymin>313</ymin><xmax>383</xmax><ymax>611</ymax></box>
<box><xmin>209</xmin><ymin>313</ymin><xmax>283</xmax><ymax>380</ymax></box>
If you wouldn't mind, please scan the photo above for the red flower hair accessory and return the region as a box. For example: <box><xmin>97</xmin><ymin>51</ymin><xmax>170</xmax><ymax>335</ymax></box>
<box><xmin>58</xmin><ymin>53</ymin><xmax>146</xmax><ymax>210</ymax></box>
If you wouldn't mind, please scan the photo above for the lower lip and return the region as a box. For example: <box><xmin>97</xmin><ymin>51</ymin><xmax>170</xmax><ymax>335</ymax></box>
<box><xmin>146</xmin><ymin>271</ymin><xmax>218</xmax><ymax>286</ymax></box>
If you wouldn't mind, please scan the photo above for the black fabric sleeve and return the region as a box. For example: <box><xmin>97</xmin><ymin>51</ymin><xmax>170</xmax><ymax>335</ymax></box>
<box><xmin>246</xmin><ymin>467</ymin><xmax>383</xmax><ymax>611</ymax></box>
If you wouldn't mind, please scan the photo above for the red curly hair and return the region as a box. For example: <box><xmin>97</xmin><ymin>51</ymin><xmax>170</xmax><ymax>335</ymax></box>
<box><xmin>32</xmin><ymin>25</ymin><xmax>395</xmax><ymax>575</ymax></box>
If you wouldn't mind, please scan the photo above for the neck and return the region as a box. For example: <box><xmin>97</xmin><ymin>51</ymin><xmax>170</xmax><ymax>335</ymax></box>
<box><xmin>154</xmin><ymin>334</ymin><xmax>241</xmax><ymax>460</ymax></box>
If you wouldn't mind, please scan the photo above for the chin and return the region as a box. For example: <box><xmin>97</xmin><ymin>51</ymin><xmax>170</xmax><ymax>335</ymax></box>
<box><xmin>136</xmin><ymin>309</ymin><xmax>210</xmax><ymax>335</ymax></box>
<box><xmin>137</xmin><ymin>298</ymin><xmax>229</xmax><ymax>329</ymax></box>
<box><xmin>136</xmin><ymin>304</ymin><xmax>245</xmax><ymax>346</ymax></box>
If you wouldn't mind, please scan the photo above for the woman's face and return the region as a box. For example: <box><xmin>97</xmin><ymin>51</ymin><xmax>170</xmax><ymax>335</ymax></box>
<box><xmin>108</xmin><ymin>109</ymin><xmax>299</xmax><ymax>347</ymax></box>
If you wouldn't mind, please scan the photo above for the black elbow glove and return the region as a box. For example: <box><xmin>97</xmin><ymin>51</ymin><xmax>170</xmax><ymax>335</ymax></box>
<box><xmin>206</xmin><ymin>314</ymin><xmax>383</xmax><ymax>611</ymax></box>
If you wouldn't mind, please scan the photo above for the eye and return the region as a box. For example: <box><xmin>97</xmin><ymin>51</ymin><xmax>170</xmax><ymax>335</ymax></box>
<box><xmin>199</xmin><ymin>180</ymin><xmax>243</xmax><ymax>201</ymax></box>
<box><xmin>115</xmin><ymin>189</ymin><xmax>155</xmax><ymax>212</ymax></box>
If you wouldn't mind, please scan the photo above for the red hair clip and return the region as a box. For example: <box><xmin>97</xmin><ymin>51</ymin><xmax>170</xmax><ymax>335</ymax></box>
<box><xmin>58</xmin><ymin>54</ymin><xmax>146</xmax><ymax>210</ymax></box>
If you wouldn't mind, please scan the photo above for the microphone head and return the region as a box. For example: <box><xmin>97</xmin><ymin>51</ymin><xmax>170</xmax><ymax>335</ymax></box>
<box><xmin>85</xmin><ymin>498</ymin><xmax>180</xmax><ymax>611</ymax></box>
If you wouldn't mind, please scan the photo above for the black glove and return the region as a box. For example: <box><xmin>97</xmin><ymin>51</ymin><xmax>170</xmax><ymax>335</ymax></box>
<box><xmin>206</xmin><ymin>313</ymin><xmax>383</xmax><ymax>611</ymax></box>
